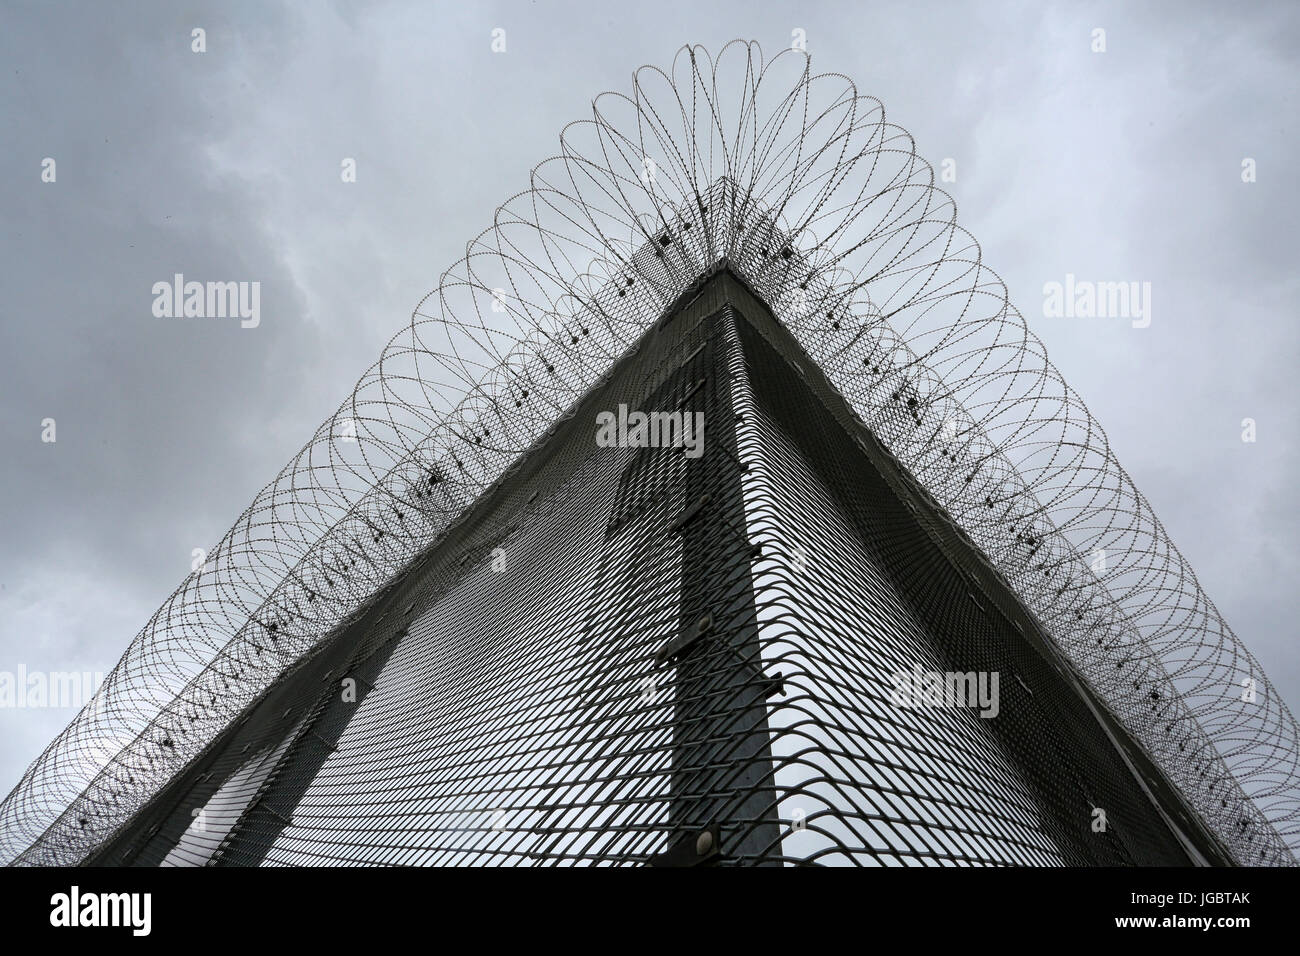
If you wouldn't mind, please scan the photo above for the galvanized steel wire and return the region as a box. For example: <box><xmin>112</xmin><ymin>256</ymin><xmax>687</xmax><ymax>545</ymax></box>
<box><xmin>2</xmin><ymin>40</ymin><xmax>1296</xmax><ymax>866</ymax></box>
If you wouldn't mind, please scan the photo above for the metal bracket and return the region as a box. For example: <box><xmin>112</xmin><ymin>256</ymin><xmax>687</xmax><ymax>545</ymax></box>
<box><xmin>655</xmin><ymin>612</ymin><xmax>713</xmax><ymax>665</ymax></box>
<box><xmin>667</xmin><ymin>494</ymin><xmax>710</xmax><ymax>535</ymax></box>
<box><xmin>679</xmin><ymin>341</ymin><xmax>708</xmax><ymax>369</ymax></box>
<box><xmin>647</xmin><ymin>824</ymin><xmax>722</xmax><ymax>867</ymax></box>
<box><xmin>310</xmin><ymin>730</ymin><xmax>339</xmax><ymax>752</ymax></box>
<box><xmin>677</xmin><ymin>378</ymin><xmax>706</xmax><ymax>408</ymax></box>
<box><xmin>252</xmin><ymin>799</ymin><xmax>293</xmax><ymax>826</ymax></box>
<box><xmin>760</xmin><ymin>671</ymin><xmax>786</xmax><ymax>699</ymax></box>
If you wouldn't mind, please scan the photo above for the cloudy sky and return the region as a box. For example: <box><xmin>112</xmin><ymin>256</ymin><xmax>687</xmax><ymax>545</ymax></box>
<box><xmin>1</xmin><ymin>0</ymin><xmax>1296</xmax><ymax>805</ymax></box>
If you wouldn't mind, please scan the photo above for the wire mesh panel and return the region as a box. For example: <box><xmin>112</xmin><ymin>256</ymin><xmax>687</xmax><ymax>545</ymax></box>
<box><xmin>83</xmin><ymin>270</ymin><xmax>1228</xmax><ymax>867</ymax></box>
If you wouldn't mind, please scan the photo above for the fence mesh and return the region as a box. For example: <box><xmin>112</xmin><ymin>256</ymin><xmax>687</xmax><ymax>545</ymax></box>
<box><xmin>84</xmin><ymin>272</ymin><xmax>1235</xmax><ymax>866</ymax></box>
<box><xmin>4</xmin><ymin>41</ymin><xmax>1297</xmax><ymax>866</ymax></box>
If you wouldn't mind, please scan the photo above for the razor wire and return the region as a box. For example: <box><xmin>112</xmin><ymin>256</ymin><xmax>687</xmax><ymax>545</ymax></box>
<box><xmin>2</xmin><ymin>39</ymin><xmax>1296</xmax><ymax>866</ymax></box>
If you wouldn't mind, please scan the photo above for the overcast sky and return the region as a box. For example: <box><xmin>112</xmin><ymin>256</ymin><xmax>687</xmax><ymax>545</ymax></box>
<box><xmin>1</xmin><ymin>0</ymin><xmax>1296</xmax><ymax>805</ymax></box>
